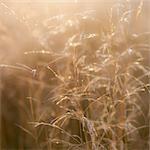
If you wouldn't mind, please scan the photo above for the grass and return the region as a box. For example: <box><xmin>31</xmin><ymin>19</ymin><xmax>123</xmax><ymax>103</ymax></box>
<box><xmin>0</xmin><ymin>0</ymin><xmax>150</xmax><ymax>149</ymax></box>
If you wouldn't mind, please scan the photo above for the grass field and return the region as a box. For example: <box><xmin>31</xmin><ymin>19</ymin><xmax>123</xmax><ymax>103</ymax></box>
<box><xmin>0</xmin><ymin>0</ymin><xmax>150</xmax><ymax>149</ymax></box>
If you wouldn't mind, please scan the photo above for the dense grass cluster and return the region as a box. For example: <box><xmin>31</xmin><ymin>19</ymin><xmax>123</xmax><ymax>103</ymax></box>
<box><xmin>0</xmin><ymin>1</ymin><xmax>149</xmax><ymax>150</ymax></box>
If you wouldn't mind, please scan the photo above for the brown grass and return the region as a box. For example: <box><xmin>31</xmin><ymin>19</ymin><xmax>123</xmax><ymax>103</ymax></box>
<box><xmin>0</xmin><ymin>0</ymin><xmax>150</xmax><ymax>150</ymax></box>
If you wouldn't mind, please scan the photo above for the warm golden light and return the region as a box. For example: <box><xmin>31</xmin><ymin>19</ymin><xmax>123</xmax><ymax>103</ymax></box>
<box><xmin>0</xmin><ymin>0</ymin><xmax>149</xmax><ymax>149</ymax></box>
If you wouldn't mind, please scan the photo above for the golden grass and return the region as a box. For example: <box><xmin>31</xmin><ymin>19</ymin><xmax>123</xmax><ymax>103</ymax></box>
<box><xmin>0</xmin><ymin>0</ymin><xmax>149</xmax><ymax>149</ymax></box>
